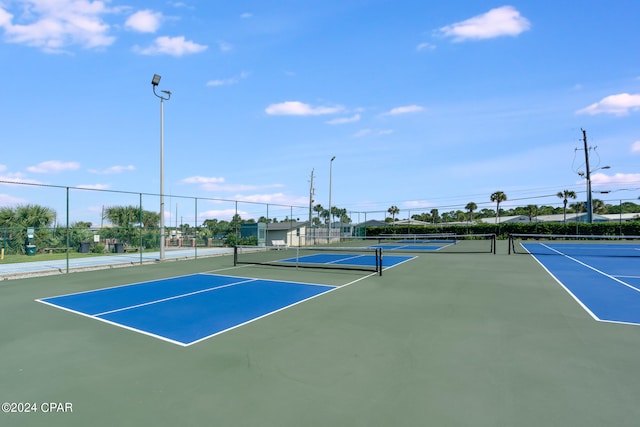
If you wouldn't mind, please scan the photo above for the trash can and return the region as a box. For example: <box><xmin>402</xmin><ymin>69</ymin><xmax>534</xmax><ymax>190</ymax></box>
<box><xmin>26</xmin><ymin>244</ymin><xmax>37</xmax><ymax>256</ymax></box>
<box><xmin>79</xmin><ymin>242</ymin><xmax>90</xmax><ymax>253</ymax></box>
<box><xmin>114</xmin><ymin>243</ymin><xmax>124</xmax><ymax>253</ymax></box>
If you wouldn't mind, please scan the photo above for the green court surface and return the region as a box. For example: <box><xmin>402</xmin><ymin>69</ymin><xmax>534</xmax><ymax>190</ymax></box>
<box><xmin>2</xmin><ymin>241</ymin><xmax>640</xmax><ymax>426</ymax></box>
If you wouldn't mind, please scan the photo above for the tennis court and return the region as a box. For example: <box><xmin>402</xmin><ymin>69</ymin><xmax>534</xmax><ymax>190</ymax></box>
<box><xmin>510</xmin><ymin>234</ymin><xmax>640</xmax><ymax>325</ymax></box>
<box><xmin>38</xmin><ymin>274</ymin><xmax>339</xmax><ymax>346</ymax></box>
<box><xmin>342</xmin><ymin>233</ymin><xmax>497</xmax><ymax>254</ymax></box>
<box><xmin>234</xmin><ymin>245</ymin><xmax>414</xmax><ymax>275</ymax></box>
<box><xmin>3</xmin><ymin>240</ymin><xmax>640</xmax><ymax>426</ymax></box>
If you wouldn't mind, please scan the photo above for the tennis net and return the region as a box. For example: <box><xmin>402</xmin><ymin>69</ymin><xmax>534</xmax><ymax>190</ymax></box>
<box><xmin>508</xmin><ymin>234</ymin><xmax>640</xmax><ymax>257</ymax></box>
<box><xmin>234</xmin><ymin>245</ymin><xmax>383</xmax><ymax>275</ymax></box>
<box><xmin>343</xmin><ymin>233</ymin><xmax>496</xmax><ymax>254</ymax></box>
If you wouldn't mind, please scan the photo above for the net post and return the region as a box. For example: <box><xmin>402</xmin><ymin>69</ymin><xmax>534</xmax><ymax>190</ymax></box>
<box><xmin>378</xmin><ymin>247</ymin><xmax>383</xmax><ymax>276</ymax></box>
<box><xmin>233</xmin><ymin>246</ymin><xmax>238</xmax><ymax>266</ymax></box>
<box><xmin>508</xmin><ymin>234</ymin><xmax>512</xmax><ymax>255</ymax></box>
<box><xmin>492</xmin><ymin>233</ymin><xmax>496</xmax><ymax>254</ymax></box>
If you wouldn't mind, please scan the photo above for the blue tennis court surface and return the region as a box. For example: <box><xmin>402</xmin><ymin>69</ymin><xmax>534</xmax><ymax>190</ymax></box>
<box><xmin>373</xmin><ymin>244</ymin><xmax>451</xmax><ymax>251</ymax></box>
<box><xmin>523</xmin><ymin>243</ymin><xmax>640</xmax><ymax>325</ymax></box>
<box><xmin>279</xmin><ymin>252</ymin><xmax>414</xmax><ymax>267</ymax></box>
<box><xmin>37</xmin><ymin>274</ymin><xmax>336</xmax><ymax>346</ymax></box>
<box><xmin>370</xmin><ymin>239</ymin><xmax>455</xmax><ymax>251</ymax></box>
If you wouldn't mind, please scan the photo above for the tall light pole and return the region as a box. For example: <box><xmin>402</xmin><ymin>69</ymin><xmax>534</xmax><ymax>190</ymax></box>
<box><xmin>152</xmin><ymin>74</ymin><xmax>171</xmax><ymax>260</ymax></box>
<box><xmin>328</xmin><ymin>156</ymin><xmax>335</xmax><ymax>243</ymax></box>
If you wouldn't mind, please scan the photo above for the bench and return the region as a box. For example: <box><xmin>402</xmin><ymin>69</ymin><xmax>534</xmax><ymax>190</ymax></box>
<box><xmin>123</xmin><ymin>246</ymin><xmax>142</xmax><ymax>253</ymax></box>
<box><xmin>42</xmin><ymin>247</ymin><xmax>71</xmax><ymax>254</ymax></box>
<box><xmin>271</xmin><ymin>240</ymin><xmax>286</xmax><ymax>249</ymax></box>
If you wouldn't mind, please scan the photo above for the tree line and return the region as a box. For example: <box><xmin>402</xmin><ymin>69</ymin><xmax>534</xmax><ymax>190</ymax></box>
<box><xmin>387</xmin><ymin>191</ymin><xmax>640</xmax><ymax>224</ymax></box>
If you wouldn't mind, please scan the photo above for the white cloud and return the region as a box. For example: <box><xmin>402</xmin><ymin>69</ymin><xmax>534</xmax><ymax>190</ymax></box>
<box><xmin>438</xmin><ymin>6</ymin><xmax>531</xmax><ymax>42</ymax></box>
<box><xmin>382</xmin><ymin>105</ymin><xmax>425</xmax><ymax>116</ymax></box>
<box><xmin>209</xmin><ymin>183</ymin><xmax>283</xmax><ymax>193</ymax></box>
<box><xmin>233</xmin><ymin>193</ymin><xmax>307</xmax><ymax>206</ymax></box>
<box><xmin>353</xmin><ymin>129</ymin><xmax>393</xmax><ymax>138</ymax></box>
<box><xmin>76</xmin><ymin>183</ymin><xmax>110</xmax><ymax>190</ymax></box>
<box><xmin>0</xmin><ymin>171</ymin><xmax>41</xmax><ymax>185</ymax></box>
<box><xmin>0</xmin><ymin>0</ymin><xmax>115</xmax><ymax>52</ymax></box>
<box><xmin>240</xmin><ymin>13</ymin><xmax>252</xmax><ymax>19</ymax></box>
<box><xmin>403</xmin><ymin>200</ymin><xmax>433</xmax><ymax>208</ymax></box>
<box><xmin>182</xmin><ymin>176</ymin><xmax>286</xmax><ymax>193</ymax></box>
<box><xmin>217</xmin><ymin>40</ymin><xmax>233</xmax><ymax>52</ymax></box>
<box><xmin>125</xmin><ymin>9</ymin><xmax>162</xmax><ymax>33</ymax></box>
<box><xmin>576</xmin><ymin>93</ymin><xmax>640</xmax><ymax>116</ymax></box>
<box><xmin>590</xmin><ymin>172</ymin><xmax>640</xmax><ymax>187</ymax></box>
<box><xmin>0</xmin><ymin>193</ymin><xmax>26</xmax><ymax>205</ymax></box>
<box><xmin>134</xmin><ymin>36</ymin><xmax>207</xmax><ymax>56</ymax></box>
<box><xmin>206</xmin><ymin>72</ymin><xmax>249</xmax><ymax>87</ymax></box>
<box><xmin>326</xmin><ymin>114</ymin><xmax>361</xmax><ymax>125</ymax></box>
<box><xmin>27</xmin><ymin>160</ymin><xmax>80</xmax><ymax>174</ymax></box>
<box><xmin>265</xmin><ymin>101</ymin><xmax>344</xmax><ymax>116</ymax></box>
<box><xmin>88</xmin><ymin>165</ymin><xmax>135</xmax><ymax>174</ymax></box>
<box><xmin>198</xmin><ymin>208</ymin><xmax>249</xmax><ymax>222</ymax></box>
<box><xmin>632</xmin><ymin>141</ymin><xmax>640</xmax><ymax>153</ymax></box>
<box><xmin>416</xmin><ymin>42</ymin><xmax>435</xmax><ymax>51</ymax></box>
<box><xmin>182</xmin><ymin>176</ymin><xmax>225</xmax><ymax>185</ymax></box>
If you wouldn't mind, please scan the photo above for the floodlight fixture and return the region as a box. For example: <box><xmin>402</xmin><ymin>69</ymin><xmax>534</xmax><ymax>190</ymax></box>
<box><xmin>151</xmin><ymin>74</ymin><xmax>161</xmax><ymax>86</ymax></box>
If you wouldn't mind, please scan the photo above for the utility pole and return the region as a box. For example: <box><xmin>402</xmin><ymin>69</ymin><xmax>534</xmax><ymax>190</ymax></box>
<box><xmin>582</xmin><ymin>129</ymin><xmax>593</xmax><ymax>224</ymax></box>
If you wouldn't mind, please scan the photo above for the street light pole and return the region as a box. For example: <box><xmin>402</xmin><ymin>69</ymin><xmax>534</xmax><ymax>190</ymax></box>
<box><xmin>328</xmin><ymin>156</ymin><xmax>335</xmax><ymax>244</ymax></box>
<box><xmin>152</xmin><ymin>74</ymin><xmax>171</xmax><ymax>261</ymax></box>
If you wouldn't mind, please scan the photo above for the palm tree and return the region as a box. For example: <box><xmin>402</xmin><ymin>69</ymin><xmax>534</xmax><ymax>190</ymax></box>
<box><xmin>387</xmin><ymin>205</ymin><xmax>400</xmax><ymax>221</ymax></box>
<box><xmin>526</xmin><ymin>204</ymin><xmax>537</xmax><ymax>222</ymax></box>
<box><xmin>103</xmin><ymin>205</ymin><xmax>140</xmax><ymax>228</ymax></box>
<box><xmin>141</xmin><ymin>210</ymin><xmax>160</xmax><ymax>228</ymax></box>
<box><xmin>339</xmin><ymin>209</ymin><xmax>351</xmax><ymax>224</ymax></box>
<box><xmin>330</xmin><ymin>206</ymin><xmax>341</xmax><ymax>225</ymax></box>
<box><xmin>14</xmin><ymin>204</ymin><xmax>56</xmax><ymax>228</ymax></box>
<box><xmin>320</xmin><ymin>209</ymin><xmax>330</xmax><ymax>225</ymax></box>
<box><xmin>465</xmin><ymin>202</ymin><xmax>477</xmax><ymax>223</ymax></box>
<box><xmin>556</xmin><ymin>190</ymin><xmax>577</xmax><ymax>223</ymax></box>
<box><xmin>490</xmin><ymin>191</ymin><xmax>507</xmax><ymax>224</ymax></box>
<box><xmin>0</xmin><ymin>207</ymin><xmax>16</xmax><ymax>228</ymax></box>
<box><xmin>430</xmin><ymin>209</ymin><xmax>439</xmax><ymax>225</ymax></box>
<box><xmin>312</xmin><ymin>204</ymin><xmax>324</xmax><ymax>225</ymax></box>
<box><xmin>592</xmin><ymin>199</ymin><xmax>607</xmax><ymax>215</ymax></box>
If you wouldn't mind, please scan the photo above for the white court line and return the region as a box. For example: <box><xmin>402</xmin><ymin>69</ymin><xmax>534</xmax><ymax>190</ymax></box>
<box><xmin>540</xmin><ymin>243</ymin><xmax>640</xmax><ymax>294</ymax></box>
<box><xmin>38</xmin><ymin>274</ymin><xmax>343</xmax><ymax>347</ymax></box>
<box><xmin>94</xmin><ymin>278</ymin><xmax>258</xmax><ymax>317</ymax></box>
<box><xmin>324</xmin><ymin>253</ymin><xmax>370</xmax><ymax>265</ymax></box>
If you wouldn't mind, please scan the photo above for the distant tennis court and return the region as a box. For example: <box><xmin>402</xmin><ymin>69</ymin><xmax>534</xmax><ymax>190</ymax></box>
<box><xmin>234</xmin><ymin>245</ymin><xmax>415</xmax><ymax>274</ymax></box>
<box><xmin>341</xmin><ymin>233</ymin><xmax>497</xmax><ymax>254</ymax></box>
<box><xmin>510</xmin><ymin>234</ymin><xmax>640</xmax><ymax>325</ymax></box>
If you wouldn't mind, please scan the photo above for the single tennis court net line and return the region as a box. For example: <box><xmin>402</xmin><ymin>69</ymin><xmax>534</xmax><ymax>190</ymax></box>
<box><xmin>508</xmin><ymin>233</ymin><xmax>640</xmax><ymax>257</ymax></box>
<box><xmin>234</xmin><ymin>246</ymin><xmax>383</xmax><ymax>275</ymax></box>
<box><xmin>343</xmin><ymin>233</ymin><xmax>496</xmax><ymax>254</ymax></box>
<box><xmin>377</xmin><ymin>233</ymin><xmax>457</xmax><ymax>243</ymax></box>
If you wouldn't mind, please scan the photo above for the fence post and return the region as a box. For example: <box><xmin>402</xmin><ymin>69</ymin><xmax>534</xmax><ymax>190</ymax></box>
<box><xmin>66</xmin><ymin>187</ymin><xmax>70</xmax><ymax>274</ymax></box>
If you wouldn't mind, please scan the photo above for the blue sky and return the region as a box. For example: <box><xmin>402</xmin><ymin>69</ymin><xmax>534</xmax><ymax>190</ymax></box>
<box><xmin>1</xmin><ymin>1</ymin><xmax>639</xmax><ymax>225</ymax></box>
